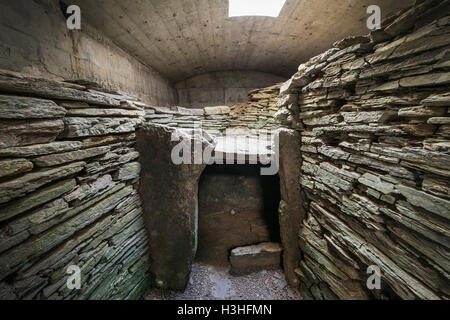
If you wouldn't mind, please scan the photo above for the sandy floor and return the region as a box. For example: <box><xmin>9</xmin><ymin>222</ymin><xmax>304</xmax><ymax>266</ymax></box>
<box><xmin>146</xmin><ymin>262</ymin><xmax>302</xmax><ymax>300</ymax></box>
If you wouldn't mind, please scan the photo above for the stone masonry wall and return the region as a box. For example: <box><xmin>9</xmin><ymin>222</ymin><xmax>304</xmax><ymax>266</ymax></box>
<box><xmin>0</xmin><ymin>69</ymin><xmax>150</xmax><ymax>300</ymax></box>
<box><xmin>144</xmin><ymin>83</ymin><xmax>284</xmax><ymax>137</ymax></box>
<box><xmin>278</xmin><ymin>0</ymin><xmax>450</xmax><ymax>299</ymax></box>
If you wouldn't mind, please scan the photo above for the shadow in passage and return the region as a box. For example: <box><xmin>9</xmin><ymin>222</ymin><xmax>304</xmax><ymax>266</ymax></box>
<box><xmin>195</xmin><ymin>164</ymin><xmax>281</xmax><ymax>266</ymax></box>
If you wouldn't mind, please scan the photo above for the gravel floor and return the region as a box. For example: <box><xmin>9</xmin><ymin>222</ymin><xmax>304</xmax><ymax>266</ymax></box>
<box><xmin>146</xmin><ymin>262</ymin><xmax>302</xmax><ymax>300</ymax></box>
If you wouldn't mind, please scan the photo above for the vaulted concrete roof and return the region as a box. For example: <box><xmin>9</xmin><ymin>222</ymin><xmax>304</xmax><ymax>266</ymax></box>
<box><xmin>72</xmin><ymin>0</ymin><xmax>414</xmax><ymax>82</ymax></box>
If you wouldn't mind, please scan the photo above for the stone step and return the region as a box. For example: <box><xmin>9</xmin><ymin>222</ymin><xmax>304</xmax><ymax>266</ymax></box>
<box><xmin>230</xmin><ymin>242</ymin><xmax>282</xmax><ymax>275</ymax></box>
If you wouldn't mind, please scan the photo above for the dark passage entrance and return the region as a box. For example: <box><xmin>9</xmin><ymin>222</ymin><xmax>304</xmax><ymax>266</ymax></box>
<box><xmin>196</xmin><ymin>164</ymin><xmax>281</xmax><ymax>266</ymax></box>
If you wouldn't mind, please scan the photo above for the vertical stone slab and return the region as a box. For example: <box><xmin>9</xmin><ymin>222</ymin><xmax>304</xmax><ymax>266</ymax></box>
<box><xmin>136</xmin><ymin>126</ymin><xmax>215</xmax><ymax>290</ymax></box>
<box><xmin>277</xmin><ymin>128</ymin><xmax>306</xmax><ymax>287</ymax></box>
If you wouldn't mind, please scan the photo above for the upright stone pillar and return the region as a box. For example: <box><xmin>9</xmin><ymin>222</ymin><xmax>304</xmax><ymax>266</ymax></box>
<box><xmin>277</xmin><ymin>128</ymin><xmax>306</xmax><ymax>288</ymax></box>
<box><xmin>137</xmin><ymin>125</ymin><xmax>215</xmax><ymax>290</ymax></box>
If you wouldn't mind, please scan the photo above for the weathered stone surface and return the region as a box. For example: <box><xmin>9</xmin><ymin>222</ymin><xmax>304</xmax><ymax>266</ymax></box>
<box><xmin>289</xmin><ymin>2</ymin><xmax>450</xmax><ymax>300</ymax></box>
<box><xmin>341</xmin><ymin>111</ymin><xmax>397</xmax><ymax>123</ymax></box>
<box><xmin>0</xmin><ymin>95</ymin><xmax>66</xmax><ymax>119</ymax></box>
<box><xmin>1</xmin><ymin>180</ymin><xmax>123</xmax><ymax>254</ymax></box>
<box><xmin>387</xmin><ymin>223</ymin><xmax>450</xmax><ymax>276</ymax></box>
<box><xmin>401</xmin><ymin>123</ymin><xmax>436</xmax><ymax>137</ymax></box>
<box><xmin>303</xmin><ymin>114</ymin><xmax>341</xmax><ymax>126</ymax></box>
<box><xmin>137</xmin><ymin>126</ymin><xmax>215</xmax><ymax>290</ymax></box>
<box><xmin>33</xmin><ymin>146</ymin><xmax>110</xmax><ymax>167</ymax></box>
<box><xmin>399</xmin><ymin>72</ymin><xmax>450</xmax><ymax>88</ymax></box>
<box><xmin>0</xmin><ymin>185</ymin><xmax>133</xmax><ymax>280</ymax></box>
<box><xmin>436</xmin><ymin>124</ymin><xmax>450</xmax><ymax>138</ymax></box>
<box><xmin>384</xmin><ymin>0</ymin><xmax>439</xmax><ymax>36</ymax></box>
<box><xmin>361</xmin><ymin>45</ymin><xmax>450</xmax><ymax>80</ymax></box>
<box><xmin>0</xmin><ymin>120</ymin><xmax>64</xmax><ymax>149</ymax></box>
<box><xmin>381</xmin><ymin>206</ymin><xmax>449</xmax><ymax>247</ymax></box>
<box><xmin>114</xmin><ymin>162</ymin><xmax>141</xmax><ymax>181</ymax></box>
<box><xmin>64</xmin><ymin>174</ymin><xmax>114</xmax><ymax>203</ymax></box>
<box><xmin>422</xmin><ymin>175</ymin><xmax>450</xmax><ymax>198</ymax></box>
<box><xmin>204</xmin><ymin>106</ymin><xmax>230</xmax><ymax>115</ymax></box>
<box><xmin>277</xmin><ymin>94</ymin><xmax>298</xmax><ymax>107</ymax></box>
<box><xmin>370</xmin><ymin>144</ymin><xmax>450</xmax><ymax>171</ymax></box>
<box><xmin>61</xmin><ymin>117</ymin><xmax>142</xmax><ymax>138</ymax></box>
<box><xmin>58</xmin><ymin>101</ymin><xmax>91</xmax><ymax>109</ymax></box>
<box><xmin>313</xmin><ymin>203</ymin><xmax>440</xmax><ymax>299</ymax></box>
<box><xmin>358</xmin><ymin>173</ymin><xmax>395</xmax><ymax>195</ymax></box>
<box><xmin>0</xmin><ymin>179</ymin><xmax>76</xmax><ymax>223</ymax></box>
<box><xmin>0</xmin><ymin>283</ymin><xmax>17</xmax><ymax>300</ymax></box>
<box><xmin>333</xmin><ymin>36</ymin><xmax>369</xmax><ymax>49</ymax></box>
<box><xmin>0</xmin><ymin>72</ymin><xmax>121</xmax><ymax>107</ymax></box>
<box><xmin>369</xmin><ymin>24</ymin><xmax>450</xmax><ymax>65</ymax></box>
<box><xmin>428</xmin><ymin>117</ymin><xmax>450</xmax><ymax>124</ymax></box>
<box><xmin>277</xmin><ymin>129</ymin><xmax>305</xmax><ymax>287</ymax></box>
<box><xmin>84</xmin><ymin>148</ymin><xmax>139</xmax><ymax>177</ymax></box>
<box><xmin>81</xmin><ymin>133</ymin><xmax>136</xmax><ymax>148</ymax></box>
<box><xmin>299</xmin><ymin>227</ymin><xmax>359</xmax><ymax>280</ymax></box>
<box><xmin>398</xmin><ymin>106</ymin><xmax>446</xmax><ymax>118</ymax></box>
<box><xmin>230</xmin><ymin>242</ymin><xmax>282</xmax><ymax>275</ymax></box>
<box><xmin>422</xmin><ymin>92</ymin><xmax>450</xmax><ymax>107</ymax></box>
<box><xmin>66</xmin><ymin>108</ymin><xmax>144</xmax><ymax>118</ymax></box>
<box><xmin>0</xmin><ymin>158</ymin><xmax>33</xmax><ymax>178</ymax></box>
<box><xmin>0</xmin><ymin>161</ymin><xmax>85</xmax><ymax>204</ymax></box>
<box><xmin>396</xmin><ymin>185</ymin><xmax>450</xmax><ymax>219</ymax></box>
<box><xmin>303</xmin><ymin>255</ymin><xmax>368</xmax><ymax>300</ymax></box>
<box><xmin>0</xmin><ymin>75</ymin><xmax>147</xmax><ymax>299</ymax></box>
<box><xmin>0</xmin><ymin>141</ymin><xmax>82</xmax><ymax>157</ymax></box>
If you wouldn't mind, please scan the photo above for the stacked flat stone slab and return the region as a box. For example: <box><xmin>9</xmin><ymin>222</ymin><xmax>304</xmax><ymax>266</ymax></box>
<box><xmin>0</xmin><ymin>70</ymin><xmax>150</xmax><ymax>300</ymax></box>
<box><xmin>144</xmin><ymin>83</ymin><xmax>284</xmax><ymax>138</ymax></box>
<box><xmin>230</xmin><ymin>242</ymin><xmax>283</xmax><ymax>275</ymax></box>
<box><xmin>279</xmin><ymin>0</ymin><xmax>450</xmax><ymax>300</ymax></box>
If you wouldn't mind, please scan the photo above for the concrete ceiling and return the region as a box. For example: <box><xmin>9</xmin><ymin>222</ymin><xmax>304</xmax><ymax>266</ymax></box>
<box><xmin>72</xmin><ymin>0</ymin><xmax>414</xmax><ymax>83</ymax></box>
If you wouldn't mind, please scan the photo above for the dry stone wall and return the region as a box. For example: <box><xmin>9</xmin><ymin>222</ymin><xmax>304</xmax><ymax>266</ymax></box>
<box><xmin>278</xmin><ymin>0</ymin><xmax>450</xmax><ymax>300</ymax></box>
<box><xmin>0</xmin><ymin>69</ymin><xmax>150</xmax><ymax>300</ymax></box>
<box><xmin>144</xmin><ymin>83</ymin><xmax>284</xmax><ymax>137</ymax></box>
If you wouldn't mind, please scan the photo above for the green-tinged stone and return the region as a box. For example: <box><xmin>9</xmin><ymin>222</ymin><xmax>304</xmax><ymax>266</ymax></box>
<box><xmin>34</xmin><ymin>146</ymin><xmax>110</xmax><ymax>167</ymax></box>
<box><xmin>0</xmin><ymin>185</ymin><xmax>133</xmax><ymax>281</ymax></box>
<box><xmin>0</xmin><ymin>161</ymin><xmax>85</xmax><ymax>204</ymax></box>
<box><xmin>396</xmin><ymin>185</ymin><xmax>450</xmax><ymax>219</ymax></box>
<box><xmin>358</xmin><ymin>173</ymin><xmax>395</xmax><ymax>194</ymax></box>
<box><xmin>0</xmin><ymin>120</ymin><xmax>64</xmax><ymax>149</ymax></box>
<box><xmin>0</xmin><ymin>141</ymin><xmax>82</xmax><ymax>157</ymax></box>
<box><xmin>0</xmin><ymin>95</ymin><xmax>66</xmax><ymax>119</ymax></box>
<box><xmin>61</xmin><ymin>117</ymin><xmax>142</xmax><ymax>138</ymax></box>
<box><xmin>0</xmin><ymin>179</ymin><xmax>76</xmax><ymax>223</ymax></box>
<box><xmin>312</xmin><ymin>202</ymin><xmax>440</xmax><ymax>300</ymax></box>
<box><xmin>399</xmin><ymin>72</ymin><xmax>450</xmax><ymax>88</ymax></box>
<box><xmin>114</xmin><ymin>162</ymin><xmax>141</xmax><ymax>181</ymax></box>
<box><xmin>0</xmin><ymin>158</ymin><xmax>33</xmax><ymax>178</ymax></box>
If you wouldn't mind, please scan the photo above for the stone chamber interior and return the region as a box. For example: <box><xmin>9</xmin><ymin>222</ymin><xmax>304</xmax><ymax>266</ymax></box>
<box><xmin>196</xmin><ymin>164</ymin><xmax>281</xmax><ymax>266</ymax></box>
<box><xmin>0</xmin><ymin>0</ymin><xmax>449</xmax><ymax>301</ymax></box>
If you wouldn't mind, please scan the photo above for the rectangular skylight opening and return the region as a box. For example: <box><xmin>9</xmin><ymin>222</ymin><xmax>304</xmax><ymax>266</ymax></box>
<box><xmin>229</xmin><ymin>0</ymin><xmax>287</xmax><ymax>18</ymax></box>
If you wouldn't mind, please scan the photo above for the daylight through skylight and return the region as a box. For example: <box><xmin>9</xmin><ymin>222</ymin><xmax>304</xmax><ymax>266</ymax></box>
<box><xmin>229</xmin><ymin>0</ymin><xmax>287</xmax><ymax>18</ymax></box>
